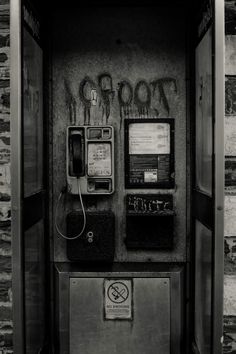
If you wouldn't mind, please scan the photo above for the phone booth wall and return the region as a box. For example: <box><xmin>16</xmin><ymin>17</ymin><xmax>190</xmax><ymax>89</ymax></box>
<box><xmin>50</xmin><ymin>5</ymin><xmax>188</xmax><ymax>353</ymax></box>
<box><xmin>52</xmin><ymin>6</ymin><xmax>187</xmax><ymax>263</ymax></box>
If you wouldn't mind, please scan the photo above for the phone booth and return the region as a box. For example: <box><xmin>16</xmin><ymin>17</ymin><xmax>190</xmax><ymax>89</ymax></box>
<box><xmin>10</xmin><ymin>0</ymin><xmax>224</xmax><ymax>353</ymax></box>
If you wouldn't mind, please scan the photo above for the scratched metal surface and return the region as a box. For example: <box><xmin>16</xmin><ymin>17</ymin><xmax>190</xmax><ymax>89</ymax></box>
<box><xmin>194</xmin><ymin>220</ymin><xmax>212</xmax><ymax>354</ymax></box>
<box><xmin>51</xmin><ymin>5</ymin><xmax>187</xmax><ymax>262</ymax></box>
<box><xmin>70</xmin><ymin>277</ymin><xmax>170</xmax><ymax>354</ymax></box>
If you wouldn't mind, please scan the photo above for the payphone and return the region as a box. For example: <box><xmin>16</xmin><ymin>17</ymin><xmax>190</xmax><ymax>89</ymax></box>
<box><xmin>67</xmin><ymin>125</ymin><xmax>115</xmax><ymax>195</ymax></box>
<box><xmin>55</xmin><ymin>125</ymin><xmax>115</xmax><ymax>261</ymax></box>
<box><xmin>56</xmin><ymin>119</ymin><xmax>175</xmax><ymax>251</ymax></box>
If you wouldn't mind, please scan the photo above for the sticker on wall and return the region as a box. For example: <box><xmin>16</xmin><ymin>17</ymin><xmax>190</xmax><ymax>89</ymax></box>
<box><xmin>225</xmin><ymin>157</ymin><xmax>236</xmax><ymax>187</ymax></box>
<box><xmin>225</xmin><ymin>76</ymin><xmax>236</xmax><ymax>115</ymax></box>
<box><xmin>225</xmin><ymin>116</ymin><xmax>236</xmax><ymax>156</ymax></box>
<box><xmin>224</xmin><ymin>275</ymin><xmax>236</xmax><ymax>316</ymax></box>
<box><xmin>104</xmin><ymin>279</ymin><xmax>133</xmax><ymax>320</ymax></box>
<box><xmin>225</xmin><ymin>195</ymin><xmax>236</xmax><ymax>236</ymax></box>
<box><xmin>225</xmin><ymin>36</ymin><xmax>236</xmax><ymax>75</ymax></box>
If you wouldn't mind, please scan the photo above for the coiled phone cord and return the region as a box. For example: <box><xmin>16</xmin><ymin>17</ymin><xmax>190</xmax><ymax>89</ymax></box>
<box><xmin>55</xmin><ymin>178</ymin><xmax>87</xmax><ymax>240</ymax></box>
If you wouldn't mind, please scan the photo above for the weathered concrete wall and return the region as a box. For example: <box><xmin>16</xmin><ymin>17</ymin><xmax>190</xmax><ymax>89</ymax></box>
<box><xmin>0</xmin><ymin>0</ymin><xmax>12</xmax><ymax>353</ymax></box>
<box><xmin>224</xmin><ymin>2</ymin><xmax>236</xmax><ymax>352</ymax></box>
<box><xmin>51</xmin><ymin>6</ymin><xmax>187</xmax><ymax>262</ymax></box>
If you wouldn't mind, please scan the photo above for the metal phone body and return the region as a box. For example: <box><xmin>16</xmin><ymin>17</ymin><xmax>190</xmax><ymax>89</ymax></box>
<box><xmin>67</xmin><ymin>125</ymin><xmax>115</xmax><ymax>195</ymax></box>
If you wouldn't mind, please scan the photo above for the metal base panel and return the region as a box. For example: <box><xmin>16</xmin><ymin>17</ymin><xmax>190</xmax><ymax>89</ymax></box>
<box><xmin>54</xmin><ymin>263</ymin><xmax>184</xmax><ymax>354</ymax></box>
<box><xmin>70</xmin><ymin>277</ymin><xmax>170</xmax><ymax>354</ymax></box>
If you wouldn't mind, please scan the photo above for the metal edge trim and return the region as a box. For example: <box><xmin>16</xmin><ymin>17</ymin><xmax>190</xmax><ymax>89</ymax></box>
<box><xmin>213</xmin><ymin>0</ymin><xmax>225</xmax><ymax>352</ymax></box>
<box><xmin>10</xmin><ymin>0</ymin><xmax>24</xmax><ymax>352</ymax></box>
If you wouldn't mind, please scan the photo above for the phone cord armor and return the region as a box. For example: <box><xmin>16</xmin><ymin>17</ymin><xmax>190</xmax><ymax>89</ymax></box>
<box><xmin>55</xmin><ymin>178</ymin><xmax>87</xmax><ymax>240</ymax></box>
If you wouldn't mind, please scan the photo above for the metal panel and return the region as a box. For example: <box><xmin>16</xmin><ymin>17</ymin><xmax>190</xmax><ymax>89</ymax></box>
<box><xmin>23</xmin><ymin>27</ymin><xmax>44</xmax><ymax>197</ymax></box>
<box><xmin>52</xmin><ymin>5</ymin><xmax>187</xmax><ymax>263</ymax></box>
<box><xmin>213</xmin><ymin>0</ymin><xmax>225</xmax><ymax>350</ymax></box>
<box><xmin>23</xmin><ymin>191</ymin><xmax>44</xmax><ymax>230</ymax></box>
<box><xmin>11</xmin><ymin>2</ymin><xmax>48</xmax><ymax>353</ymax></box>
<box><xmin>193</xmin><ymin>1</ymin><xmax>224</xmax><ymax>352</ymax></box>
<box><xmin>195</xmin><ymin>26</ymin><xmax>213</xmax><ymax>196</ymax></box>
<box><xmin>194</xmin><ymin>220</ymin><xmax>212</xmax><ymax>354</ymax></box>
<box><xmin>55</xmin><ymin>263</ymin><xmax>184</xmax><ymax>354</ymax></box>
<box><xmin>193</xmin><ymin>191</ymin><xmax>213</xmax><ymax>229</ymax></box>
<box><xmin>24</xmin><ymin>220</ymin><xmax>45</xmax><ymax>353</ymax></box>
<box><xmin>70</xmin><ymin>277</ymin><xmax>170</xmax><ymax>354</ymax></box>
<box><xmin>10</xmin><ymin>0</ymin><xmax>24</xmax><ymax>353</ymax></box>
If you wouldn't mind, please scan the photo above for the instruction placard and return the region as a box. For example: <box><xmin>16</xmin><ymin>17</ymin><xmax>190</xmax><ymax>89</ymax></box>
<box><xmin>88</xmin><ymin>143</ymin><xmax>112</xmax><ymax>176</ymax></box>
<box><xmin>124</xmin><ymin>119</ymin><xmax>175</xmax><ymax>188</ymax></box>
<box><xmin>129</xmin><ymin>123</ymin><xmax>170</xmax><ymax>155</ymax></box>
<box><xmin>104</xmin><ymin>279</ymin><xmax>133</xmax><ymax>320</ymax></box>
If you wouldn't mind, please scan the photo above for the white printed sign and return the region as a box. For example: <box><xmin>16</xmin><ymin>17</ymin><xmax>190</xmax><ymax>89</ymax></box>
<box><xmin>225</xmin><ymin>36</ymin><xmax>236</xmax><ymax>75</ymax></box>
<box><xmin>104</xmin><ymin>279</ymin><xmax>132</xmax><ymax>320</ymax></box>
<box><xmin>129</xmin><ymin>123</ymin><xmax>170</xmax><ymax>155</ymax></box>
<box><xmin>225</xmin><ymin>117</ymin><xmax>236</xmax><ymax>156</ymax></box>
<box><xmin>144</xmin><ymin>170</ymin><xmax>158</xmax><ymax>183</ymax></box>
<box><xmin>225</xmin><ymin>195</ymin><xmax>236</xmax><ymax>236</ymax></box>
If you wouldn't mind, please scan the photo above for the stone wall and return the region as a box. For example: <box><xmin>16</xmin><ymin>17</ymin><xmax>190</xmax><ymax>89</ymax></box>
<box><xmin>0</xmin><ymin>0</ymin><xmax>12</xmax><ymax>353</ymax></box>
<box><xmin>224</xmin><ymin>1</ymin><xmax>236</xmax><ymax>353</ymax></box>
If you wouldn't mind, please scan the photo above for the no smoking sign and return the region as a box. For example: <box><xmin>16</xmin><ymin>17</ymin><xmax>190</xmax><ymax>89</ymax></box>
<box><xmin>104</xmin><ymin>279</ymin><xmax>133</xmax><ymax>320</ymax></box>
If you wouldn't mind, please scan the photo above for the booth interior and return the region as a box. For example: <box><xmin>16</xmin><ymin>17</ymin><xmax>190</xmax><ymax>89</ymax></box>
<box><xmin>23</xmin><ymin>1</ymin><xmax>209</xmax><ymax>353</ymax></box>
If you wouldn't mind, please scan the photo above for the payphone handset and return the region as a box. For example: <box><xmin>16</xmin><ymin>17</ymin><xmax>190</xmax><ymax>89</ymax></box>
<box><xmin>67</xmin><ymin>125</ymin><xmax>115</xmax><ymax>195</ymax></box>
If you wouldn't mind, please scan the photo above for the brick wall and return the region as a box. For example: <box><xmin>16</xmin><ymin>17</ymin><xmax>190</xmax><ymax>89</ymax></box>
<box><xmin>224</xmin><ymin>1</ymin><xmax>236</xmax><ymax>353</ymax></box>
<box><xmin>0</xmin><ymin>0</ymin><xmax>12</xmax><ymax>353</ymax></box>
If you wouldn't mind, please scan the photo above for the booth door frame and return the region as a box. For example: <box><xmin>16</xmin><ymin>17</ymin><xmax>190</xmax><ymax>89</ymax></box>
<box><xmin>11</xmin><ymin>0</ymin><xmax>50</xmax><ymax>352</ymax></box>
<box><xmin>191</xmin><ymin>0</ymin><xmax>224</xmax><ymax>353</ymax></box>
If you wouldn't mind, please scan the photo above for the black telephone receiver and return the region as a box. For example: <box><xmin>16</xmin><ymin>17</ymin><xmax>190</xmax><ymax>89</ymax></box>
<box><xmin>70</xmin><ymin>132</ymin><xmax>84</xmax><ymax>177</ymax></box>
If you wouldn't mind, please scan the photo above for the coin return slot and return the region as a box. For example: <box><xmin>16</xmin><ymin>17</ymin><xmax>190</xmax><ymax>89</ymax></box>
<box><xmin>103</xmin><ymin>128</ymin><xmax>111</xmax><ymax>139</ymax></box>
<box><xmin>95</xmin><ymin>180</ymin><xmax>110</xmax><ymax>191</ymax></box>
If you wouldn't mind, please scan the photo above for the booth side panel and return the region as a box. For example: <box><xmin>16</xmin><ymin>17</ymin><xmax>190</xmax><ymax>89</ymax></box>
<box><xmin>224</xmin><ymin>2</ymin><xmax>236</xmax><ymax>353</ymax></box>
